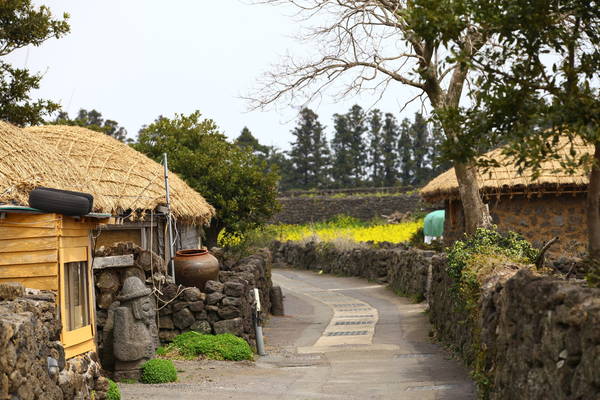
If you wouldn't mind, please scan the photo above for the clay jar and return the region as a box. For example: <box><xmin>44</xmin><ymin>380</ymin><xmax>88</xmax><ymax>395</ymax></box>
<box><xmin>174</xmin><ymin>249</ymin><xmax>219</xmax><ymax>291</ymax></box>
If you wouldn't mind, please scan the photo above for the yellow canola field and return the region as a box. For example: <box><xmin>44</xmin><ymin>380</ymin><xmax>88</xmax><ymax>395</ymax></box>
<box><xmin>276</xmin><ymin>220</ymin><xmax>423</xmax><ymax>243</ymax></box>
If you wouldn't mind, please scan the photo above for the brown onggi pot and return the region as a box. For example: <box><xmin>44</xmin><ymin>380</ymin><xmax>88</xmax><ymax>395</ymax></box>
<box><xmin>174</xmin><ymin>249</ymin><xmax>219</xmax><ymax>291</ymax></box>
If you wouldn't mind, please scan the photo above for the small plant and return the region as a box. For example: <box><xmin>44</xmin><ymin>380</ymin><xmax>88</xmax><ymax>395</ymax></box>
<box><xmin>106</xmin><ymin>379</ymin><xmax>121</xmax><ymax>400</ymax></box>
<box><xmin>171</xmin><ymin>331</ymin><xmax>253</xmax><ymax>361</ymax></box>
<box><xmin>140</xmin><ymin>359</ymin><xmax>177</xmax><ymax>384</ymax></box>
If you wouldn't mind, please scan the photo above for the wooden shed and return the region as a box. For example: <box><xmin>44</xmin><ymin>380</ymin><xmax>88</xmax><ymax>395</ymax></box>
<box><xmin>0</xmin><ymin>207</ymin><xmax>110</xmax><ymax>359</ymax></box>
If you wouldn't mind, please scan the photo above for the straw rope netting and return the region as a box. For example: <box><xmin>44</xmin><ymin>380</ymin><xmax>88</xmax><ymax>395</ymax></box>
<box><xmin>18</xmin><ymin>124</ymin><xmax>214</xmax><ymax>225</ymax></box>
<box><xmin>421</xmin><ymin>137</ymin><xmax>594</xmax><ymax>202</ymax></box>
<box><xmin>0</xmin><ymin>121</ymin><xmax>108</xmax><ymax>207</ymax></box>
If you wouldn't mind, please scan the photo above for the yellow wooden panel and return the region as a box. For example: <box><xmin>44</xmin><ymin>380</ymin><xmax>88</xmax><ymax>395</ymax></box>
<box><xmin>64</xmin><ymin>338</ymin><xmax>96</xmax><ymax>360</ymax></box>
<box><xmin>0</xmin><ymin>213</ymin><xmax>59</xmax><ymax>228</ymax></box>
<box><xmin>0</xmin><ymin>249</ymin><xmax>57</xmax><ymax>266</ymax></box>
<box><xmin>0</xmin><ymin>227</ymin><xmax>56</xmax><ymax>240</ymax></box>
<box><xmin>0</xmin><ymin>262</ymin><xmax>57</xmax><ymax>278</ymax></box>
<box><xmin>0</xmin><ymin>275</ymin><xmax>57</xmax><ymax>290</ymax></box>
<box><xmin>61</xmin><ymin>228</ymin><xmax>90</xmax><ymax>238</ymax></box>
<box><xmin>62</xmin><ymin>325</ymin><xmax>93</xmax><ymax>346</ymax></box>
<box><xmin>0</xmin><ymin>237</ymin><xmax>57</xmax><ymax>253</ymax></box>
<box><xmin>60</xmin><ymin>236</ymin><xmax>89</xmax><ymax>249</ymax></box>
<box><xmin>61</xmin><ymin>247</ymin><xmax>87</xmax><ymax>263</ymax></box>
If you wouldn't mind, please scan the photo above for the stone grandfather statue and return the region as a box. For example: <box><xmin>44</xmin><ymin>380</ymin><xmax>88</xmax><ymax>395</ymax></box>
<box><xmin>104</xmin><ymin>276</ymin><xmax>159</xmax><ymax>380</ymax></box>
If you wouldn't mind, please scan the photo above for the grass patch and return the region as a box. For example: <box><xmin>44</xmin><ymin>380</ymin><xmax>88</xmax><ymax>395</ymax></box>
<box><xmin>106</xmin><ymin>379</ymin><xmax>121</xmax><ymax>400</ymax></box>
<box><xmin>140</xmin><ymin>359</ymin><xmax>177</xmax><ymax>384</ymax></box>
<box><xmin>165</xmin><ymin>332</ymin><xmax>253</xmax><ymax>361</ymax></box>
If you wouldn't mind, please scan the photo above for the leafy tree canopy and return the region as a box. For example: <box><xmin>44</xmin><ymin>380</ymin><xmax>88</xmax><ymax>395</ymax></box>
<box><xmin>134</xmin><ymin>111</ymin><xmax>280</xmax><ymax>247</ymax></box>
<box><xmin>0</xmin><ymin>0</ymin><xmax>69</xmax><ymax>125</ymax></box>
<box><xmin>52</xmin><ymin>109</ymin><xmax>129</xmax><ymax>142</ymax></box>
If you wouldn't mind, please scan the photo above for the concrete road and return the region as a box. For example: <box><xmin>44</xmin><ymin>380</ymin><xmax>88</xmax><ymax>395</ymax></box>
<box><xmin>120</xmin><ymin>268</ymin><xmax>475</xmax><ymax>399</ymax></box>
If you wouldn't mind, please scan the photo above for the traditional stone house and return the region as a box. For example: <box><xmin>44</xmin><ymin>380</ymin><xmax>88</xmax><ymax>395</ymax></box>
<box><xmin>420</xmin><ymin>138</ymin><xmax>591</xmax><ymax>256</ymax></box>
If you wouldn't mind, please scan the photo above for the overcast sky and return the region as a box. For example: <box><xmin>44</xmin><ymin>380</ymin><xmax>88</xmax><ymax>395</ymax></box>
<box><xmin>7</xmin><ymin>1</ymin><xmax>421</xmax><ymax>150</ymax></box>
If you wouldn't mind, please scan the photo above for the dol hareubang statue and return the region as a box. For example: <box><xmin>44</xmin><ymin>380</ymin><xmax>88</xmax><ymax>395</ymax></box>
<box><xmin>104</xmin><ymin>276</ymin><xmax>158</xmax><ymax>380</ymax></box>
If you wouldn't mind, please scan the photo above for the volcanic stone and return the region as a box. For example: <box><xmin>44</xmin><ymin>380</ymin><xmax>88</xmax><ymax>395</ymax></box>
<box><xmin>224</xmin><ymin>282</ymin><xmax>245</xmax><ymax>297</ymax></box>
<box><xmin>190</xmin><ymin>320</ymin><xmax>212</xmax><ymax>334</ymax></box>
<box><xmin>189</xmin><ymin>301</ymin><xmax>205</xmax><ymax>312</ymax></box>
<box><xmin>173</xmin><ymin>308</ymin><xmax>195</xmax><ymax>329</ymax></box>
<box><xmin>213</xmin><ymin>318</ymin><xmax>243</xmax><ymax>336</ymax></box>
<box><xmin>204</xmin><ymin>280</ymin><xmax>224</xmax><ymax>294</ymax></box>
<box><xmin>218</xmin><ymin>306</ymin><xmax>241</xmax><ymax>319</ymax></box>
<box><xmin>206</xmin><ymin>292</ymin><xmax>225</xmax><ymax>305</ymax></box>
<box><xmin>183</xmin><ymin>287</ymin><xmax>204</xmax><ymax>302</ymax></box>
<box><xmin>222</xmin><ymin>297</ymin><xmax>241</xmax><ymax>307</ymax></box>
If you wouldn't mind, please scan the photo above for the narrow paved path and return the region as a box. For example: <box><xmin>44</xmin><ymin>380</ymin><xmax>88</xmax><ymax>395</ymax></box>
<box><xmin>121</xmin><ymin>269</ymin><xmax>475</xmax><ymax>399</ymax></box>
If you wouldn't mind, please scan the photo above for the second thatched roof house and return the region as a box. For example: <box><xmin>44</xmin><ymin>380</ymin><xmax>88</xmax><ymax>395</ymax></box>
<box><xmin>421</xmin><ymin>138</ymin><xmax>592</xmax><ymax>257</ymax></box>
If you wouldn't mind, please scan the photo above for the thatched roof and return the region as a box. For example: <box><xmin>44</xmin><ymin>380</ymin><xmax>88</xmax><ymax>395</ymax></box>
<box><xmin>421</xmin><ymin>137</ymin><xmax>593</xmax><ymax>202</ymax></box>
<box><xmin>0</xmin><ymin>121</ymin><xmax>103</xmax><ymax>206</ymax></box>
<box><xmin>0</xmin><ymin>122</ymin><xmax>214</xmax><ymax>225</ymax></box>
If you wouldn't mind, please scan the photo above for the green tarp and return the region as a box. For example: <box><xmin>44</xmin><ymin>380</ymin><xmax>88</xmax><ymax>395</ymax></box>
<box><xmin>423</xmin><ymin>210</ymin><xmax>445</xmax><ymax>237</ymax></box>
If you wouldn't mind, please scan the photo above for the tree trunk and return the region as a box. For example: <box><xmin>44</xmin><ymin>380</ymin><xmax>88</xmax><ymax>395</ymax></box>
<box><xmin>204</xmin><ymin>219</ymin><xmax>223</xmax><ymax>249</ymax></box>
<box><xmin>454</xmin><ymin>161</ymin><xmax>493</xmax><ymax>235</ymax></box>
<box><xmin>587</xmin><ymin>143</ymin><xmax>600</xmax><ymax>259</ymax></box>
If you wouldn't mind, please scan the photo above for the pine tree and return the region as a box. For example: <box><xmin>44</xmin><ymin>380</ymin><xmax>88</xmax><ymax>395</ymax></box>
<box><xmin>288</xmin><ymin>108</ymin><xmax>330</xmax><ymax>188</ymax></box>
<box><xmin>428</xmin><ymin>122</ymin><xmax>451</xmax><ymax>179</ymax></box>
<box><xmin>367</xmin><ymin>109</ymin><xmax>384</xmax><ymax>185</ymax></box>
<box><xmin>332</xmin><ymin>105</ymin><xmax>367</xmax><ymax>187</ymax></box>
<box><xmin>309</xmin><ymin>115</ymin><xmax>331</xmax><ymax>188</ymax></box>
<box><xmin>398</xmin><ymin>118</ymin><xmax>413</xmax><ymax>186</ymax></box>
<box><xmin>381</xmin><ymin>113</ymin><xmax>399</xmax><ymax>186</ymax></box>
<box><xmin>235</xmin><ymin>126</ymin><xmax>269</xmax><ymax>156</ymax></box>
<box><xmin>331</xmin><ymin>113</ymin><xmax>352</xmax><ymax>187</ymax></box>
<box><xmin>410</xmin><ymin>113</ymin><xmax>431</xmax><ymax>186</ymax></box>
<box><xmin>346</xmin><ymin>105</ymin><xmax>367</xmax><ymax>183</ymax></box>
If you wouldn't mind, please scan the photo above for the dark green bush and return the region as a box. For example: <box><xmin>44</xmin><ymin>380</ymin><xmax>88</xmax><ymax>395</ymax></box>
<box><xmin>140</xmin><ymin>358</ymin><xmax>177</xmax><ymax>384</ymax></box>
<box><xmin>106</xmin><ymin>379</ymin><xmax>121</xmax><ymax>400</ymax></box>
<box><xmin>172</xmin><ymin>331</ymin><xmax>253</xmax><ymax>361</ymax></box>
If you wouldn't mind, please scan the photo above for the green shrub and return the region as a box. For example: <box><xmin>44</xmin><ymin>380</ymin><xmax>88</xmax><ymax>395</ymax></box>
<box><xmin>447</xmin><ymin>227</ymin><xmax>538</xmax><ymax>294</ymax></box>
<box><xmin>172</xmin><ymin>331</ymin><xmax>253</xmax><ymax>361</ymax></box>
<box><xmin>140</xmin><ymin>359</ymin><xmax>177</xmax><ymax>384</ymax></box>
<box><xmin>106</xmin><ymin>379</ymin><xmax>121</xmax><ymax>400</ymax></box>
<box><xmin>446</xmin><ymin>227</ymin><xmax>537</xmax><ymax>399</ymax></box>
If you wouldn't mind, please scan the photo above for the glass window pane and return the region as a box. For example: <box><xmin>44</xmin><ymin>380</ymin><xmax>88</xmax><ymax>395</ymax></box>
<box><xmin>65</xmin><ymin>261</ymin><xmax>90</xmax><ymax>331</ymax></box>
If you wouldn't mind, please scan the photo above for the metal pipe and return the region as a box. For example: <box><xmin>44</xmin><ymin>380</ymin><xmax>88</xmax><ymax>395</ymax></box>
<box><xmin>253</xmin><ymin>288</ymin><xmax>266</xmax><ymax>356</ymax></box>
<box><xmin>163</xmin><ymin>153</ymin><xmax>176</xmax><ymax>280</ymax></box>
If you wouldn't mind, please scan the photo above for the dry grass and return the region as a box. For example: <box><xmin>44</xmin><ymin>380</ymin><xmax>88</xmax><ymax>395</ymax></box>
<box><xmin>4</xmin><ymin>124</ymin><xmax>215</xmax><ymax>224</ymax></box>
<box><xmin>421</xmin><ymin>136</ymin><xmax>592</xmax><ymax>202</ymax></box>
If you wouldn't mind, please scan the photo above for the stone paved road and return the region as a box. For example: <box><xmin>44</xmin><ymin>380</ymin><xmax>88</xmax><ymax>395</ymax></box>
<box><xmin>120</xmin><ymin>268</ymin><xmax>475</xmax><ymax>399</ymax></box>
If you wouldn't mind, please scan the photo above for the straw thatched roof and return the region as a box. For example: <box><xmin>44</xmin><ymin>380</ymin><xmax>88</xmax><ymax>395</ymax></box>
<box><xmin>0</xmin><ymin>121</ymin><xmax>102</xmax><ymax>207</ymax></box>
<box><xmin>0</xmin><ymin>122</ymin><xmax>214</xmax><ymax>225</ymax></box>
<box><xmin>421</xmin><ymin>137</ymin><xmax>594</xmax><ymax>202</ymax></box>
<box><xmin>24</xmin><ymin>125</ymin><xmax>215</xmax><ymax>224</ymax></box>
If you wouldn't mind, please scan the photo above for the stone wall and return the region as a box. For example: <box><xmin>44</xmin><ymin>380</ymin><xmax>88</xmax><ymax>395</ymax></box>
<box><xmin>429</xmin><ymin>256</ymin><xmax>600</xmax><ymax>399</ymax></box>
<box><xmin>444</xmin><ymin>194</ymin><xmax>587</xmax><ymax>257</ymax></box>
<box><xmin>0</xmin><ymin>284</ymin><xmax>108</xmax><ymax>400</ymax></box>
<box><xmin>273</xmin><ymin>192</ymin><xmax>436</xmax><ymax>224</ymax></box>
<box><xmin>271</xmin><ymin>240</ymin><xmax>432</xmax><ymax>299</ymax></box>
<box><xmin>94</xmin><ymin>243</ymin><xmax>273</xmax><ymax>368</ymax></box>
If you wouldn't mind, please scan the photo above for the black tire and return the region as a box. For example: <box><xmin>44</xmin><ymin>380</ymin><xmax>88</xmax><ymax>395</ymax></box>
<box><xmin>29</xmin><ymin>187</ymin><xmax>94</xmax><ymax>216</ymax></box>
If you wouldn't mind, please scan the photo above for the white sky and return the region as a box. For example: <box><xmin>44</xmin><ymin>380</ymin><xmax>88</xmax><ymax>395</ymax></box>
<box><xmin>7</xmin><ymin>1</ymin><xmax>421</xmax><ymax>150</ymax></box>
